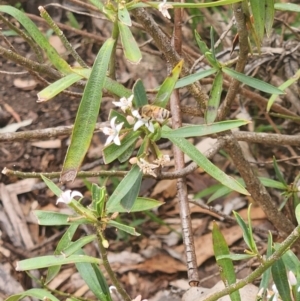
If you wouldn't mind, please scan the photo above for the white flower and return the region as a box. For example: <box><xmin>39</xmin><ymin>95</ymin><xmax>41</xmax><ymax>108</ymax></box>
<box><xmin>56</xmin><ymin>190</ymin><xmax>83</xmax><ymax>205</ymax></box>
<box><xmin>132</xmin><ymin>110</ymin><xmax>154</xmax><ymax>133</ymax></box>
<box><xmin>154</xmin><ymin>154</ymin><xmax>170</xmax><ymax>167</ymax></box>
<box><xmin>158</xmin><ymin>0</ymin><xmax>173</xmax><ymax>19</ymax></box>
<box><xmin>137</xmin><ymin>158</ymin><xmax>159</xmax><ymax>178</ymax></box>
<box><xmin>288</xmin><ymin>270</ymin><xmax>297</xmax><ymax>286</ymax></box>
<box><xmin>271</xmin><ymin>284</ymin><xmax>279</xmax><ymax>301</ymax></box>
<box><xmin>112</xmin><ymin>95</ymin><xmax>133</xmax><ymax>112</ymax></box>
<box><xmin>102</xmin><ymin>116</ymin><xmax>124</xmax><ymax>146</ymax></box>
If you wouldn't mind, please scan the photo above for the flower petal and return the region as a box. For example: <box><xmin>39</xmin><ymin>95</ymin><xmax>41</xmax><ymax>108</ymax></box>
<box><xmin>105</xmin><ymin>135</ymin><xmax>114</xmax><ymax>146</ymax></box>
<box><xmin>113</xmin><ymin>135</ymin><xmax>121</xmax><ymax>145</ymax></box>
<box><xmin>134</xmin><ymin>119</ymin><xmax>144</xmax><ymax>131</ymax></box>
<box><xmin>146</xmin><ymin>121</ymin><xmax>155</xmax><ymax>133</ymax></box>
<box><xmin>70</xmin><ymin>190</ymin><xmax>83</xmax><ymax>199</ymax></box>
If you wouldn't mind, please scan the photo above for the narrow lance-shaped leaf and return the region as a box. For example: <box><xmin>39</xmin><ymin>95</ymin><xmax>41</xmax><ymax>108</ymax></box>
<box><xmin>106</xmin><ymin>165</ymin><xmax>142</xmax><ymax>212</ymax></box>
<box><xmin>103</xmin><ymin>130</ymin><xmax>141</xmax><ymax>164</ymax></box>
<box><xmin>121</xmin><ymin>168</ymin><xmax>142</xmax><ymax>211</ymax></box>
<box><xmin>133</xmin><ymin>79</ymin><xmax>148</xmax><ymax>107</ymax></box>
<box><xmin>267</xmin><ymin>68</ymin><xmax>300</xmax><ymax>111</ymax></box>
<box><xmin>233</xmin><ymin>210</ymin><xmax>255</xmax><ymax>252</ymax></box>
<box><xmin>118</xmin><ymin>21</ymin><xmax>142</xmax><ymax>64</ymax></box>
<box><xmin>205</xmin><ymin>71</ymin><xmax>223</xmax><ymax>123</ymax></box>
<box><xmin>76</xmin><ymin>249</ymin><xmax>112</xmax><ymax>301</ymax></box>
<box><xmin>107</xmin><ymin>197</ymin><xmax>163</xmax><ymax>213</ymax></box>
<box><xmin>195</xmin><ymin>30</ymin><xmax>210</xmax><ymax>54</ymax></box>
<box><xmin>175</xmin><ymin>68</ymin><xmax>217</xmax><ymax>89</ymax></box>
<box><xmin>222</xmin><ymin>67</ymin><xmax>284</xmax><ymax>95</ymax></box>
<box><xmin>250</xmin><ymin>0</ymin><xmax>265</xmax><ymax>42</ymax></box>
<box><xmin>118</xmin><ymin>4</ymin><xmax>132</xmax><ymax>26</ymax></box>
<box><xmin>153</xmin><ymin>60</ymin><xmax>183</xmax><ymax>108</ymax></box>
<box><xmin>16</xmin><ymin>254</ymin><xmax>101</xmax><ymax>271</ymax></box>
<box><xmin>46</xmin><ymin>223</ymin><xmax>79</xmax><ymax>284</ymax></box>
<box><xmin>272</xmin><ymin>257</ymin><xmax>293</xmax><ymax>301</ymax></box>
<box><xmin>37</xmin><ymin>73</ymin><xmax>83</xmax><ymax>102</ymax></box>
<box><xmin>60</xmin><ymin>38</ymin><xmax>115</xmax><ymax>182</ymax></box>
<box><xmin>129</xmin><ymin>0</ymin><xmax>244</xmax><ymax>9</ymax></box>
<box><xmin>108</xmin><ymin>220</ymin><xmax>141</xmax><ymax>236</ymax></box>
<box><xmin>163</xmin><ymin>127</ymin><xmax>249</xmax><ymax>195</ymax></box>
<box><xmin>0</xmin><ymin>6</ymin><xmax>72</xmax><ymax>74</ymax></box>
<box><xmin>213</xmin><ymin>222</ymin><xmax>241</xmax><ymax>301</ymax></box>
<box><xmin>273</xmin><ymin>157</ymin><xmax>287</xmax><ymax>186</ymax></box>
<box><xmin>265</xmin><ymin>0</ymin><xmax>275</xmax><ymax>37</ymax></box>
<box><xmin>5</xmin><ymin>289</ymin><xmax>60</xmax><ymax>301</ymax></box>
<box><xmin>274</xmin><ymin>3</ymin><xmax>300</xmax><ymax>13</ymax></box>
<box><xmin>161</xmin><ymin>120</ymin><xmax>250</xmax><ymax>138</ymax></box>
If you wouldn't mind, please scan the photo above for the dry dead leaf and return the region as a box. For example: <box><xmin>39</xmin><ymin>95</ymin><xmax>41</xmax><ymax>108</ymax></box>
<box><xmin>13</xmin><ymin>78</ymin><xmax>37</xmax><ymax>90</ymax></box>
<box><xmin>151</xmin><ymin>179</ymin><xmax>177</xmax><ymax>198</ymax></box>
<box><xmin>125</xmin><ymin>253</ymin><xmax>187</xmax><ymax>274</ymax></box>
<box><xmin>31</xmin><ymin>139</ymin><xmax>61</xmax><ymax>149</ymax></box>
<box><xmin>173</xmin><ymin>225</ymin><xmax>243</xmax><ymax>266</ymax></box>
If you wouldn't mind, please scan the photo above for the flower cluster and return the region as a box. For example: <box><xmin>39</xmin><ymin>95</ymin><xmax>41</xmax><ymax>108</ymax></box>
<box><xmin>102</xmin><ymin>95</ymin><xmax>156</xmax><ymax>146</ymax></box>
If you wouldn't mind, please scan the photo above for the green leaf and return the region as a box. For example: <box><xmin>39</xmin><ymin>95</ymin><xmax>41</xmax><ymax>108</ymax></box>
<box><xmin>267</xmin><ymin>68</ymin><xmax>300</xmax><ymax>111</ymax></box>
<box><xmin>62</xmin><ymin>235</ymin><xmax>96</xmax><ymax>257</ymax></box>
<box><xmin>118</xmin><ymin>4</ymin><xmax>132</xmax><ymax>26</ymax></box>
<box><xmin>163</xmin><ymin>127</ymin><xmax>249</xmax><ymax>195</ymax></box>
<box><xmin>250</xmin><ymin>0</ymin><xmax>265</xmax><ymax>41</ymax></box>
<box><xmin>108</xmin><ymin>220</ymin><xmax>140</xmax><ymax>236</ymax></box>
<box><xmin>216</xmin><ymin>253</ymin><xmax>255</xmax><ymax>261</ymax></box>
<box><xmin>207</xmin><ymin>185</ymin><xmax>232</xmax><ymax>203</ymax></box>
<box><xmin>46</xmin><ymin>224</ymin><xmax>79</xmax><ymax>284</ymax></box>
<box><xmin>213</xmin><ymin>222</ymin><xmax>241</xmax><ymax>301</ymax></box>
<box><xmin>37</xmin><ymin>73</ymin><xmax>83</xmax><ymax>102</ymax></box>
<box><xmin>259</xmin><ymin>233</ymin><xmax>272</xmax><ymax>294</ymax></box>
<box><xmin>41</xmin><ymin>175</ymin><xmax>62</xmax><ymax>197</ymax></box>
<box><xmin>103</xmin><ymin>130</ymin><xmax>140</xmax><ymax>164</ymax></box>
<box><xmin>133</xmin><ymin>79</ymin><xmax>148</xmax><ymax>107</ymax></box>
<box><xmin>258</xmin><ymin>177</ymin><xmax>287</xmax><ymax>190</ymax></box>
<box><xmin>109</xmin><ymin>110</ymin><xmax>131</xmax><ymax>128</ymax></box>
<box><xmin>281</xmin><ymin>248</ymin><xmax>300</xmax><ymax>275</ymax></box>
<box><xmin>106</xmin><ymin>165</ymin><xmax>142</xmax><ymax>212</ymax></box>
<box><xmin>205</xmin><ymin>71</ymin><xmax>223</xmax><ymax>123</ymax></box>
<box><xmin>0</xmin><ymin>6</ymin><xmax>72</xmax><ymax>74</ymax></box>
<box><xmin>161</xmin><ymin>120</ymin><xmax>249</xmax><ymax>138</ymax></box>
<box><xmin>153</xmin><ymin>60</ymin><xmax>183</xmax><ymax>108</ymax></box>
<box><xmin>75</xmin><ymin>249</ymin><xmax>112</xmax><ymax>301</ymax></box>
<box><xmin>222</xmin><ymin>67</ymin><xmax>284</xmax><ymax>95</ymax></box>
<box><xmin>107</xmin><ymin>197</ymin><xmax>163</xmax><ymax>213</ymax></box>
<box><xmin>34</xmin><ymin>211</ymin><xmax>89</xmax><ymax>226</ymax></box>
<box><xmin>274</xmin><ymin>3</ymin><xmax>300</xmax><ymax>12</ymax></box>
<box><xmin>272</xmin><ymin>257</ymin><xmax>293</xmax><ymax>301</ymax></box>
<box><xmin>130</xmin><ymin>0</ymin><xmax>244</xmax><ymax>9</ymax></box>
<box><xmin>5</xmin><ymin>289</ymin><xmax>60</xmax><ymax>301</ymax></box>
<box><xmin>61</xmin><ymin>38</ymin><xmax>115</xmax><ymax>182</ymax></box>
<box><xmin>91</xmin><ymin>183</ymin><xmax>106</xmax><ymax>217</ymax></box>
<box><xmin>118</xmin><ymin>21</ymin><xmax>142</xmax><ymax>64</ymax></box>
<box><xmin>195</xmin><ymin>30</ymin><xmax>210</xmax><ymax>54</ymax></box>
<box><xmin>121</xmin><ymin>168</ymin><xmax>142</xmax><ymax>211</ymax></box>
<box><xmin>16</xmin><ymin>255</ymin><xmax>101</xmax><ymax>271</ymax></box>
<box><xmin>175</xmin><ymin>68</ymin><xmax>217</xmax><ymax>89</ymax></box>
<box><xmin>265</xmin><ymin>0</ymin><xmax>275</xmax><ymax>37</ymax></box>
<box><xmin>233</xmin><ymin>210</ymin><xmax>256</xmax><ymax>252</ymax></box>
<box><xmin>273</xmin><ymin>157</ymin><xmax>287</xmax><ymax>186</ymax></box>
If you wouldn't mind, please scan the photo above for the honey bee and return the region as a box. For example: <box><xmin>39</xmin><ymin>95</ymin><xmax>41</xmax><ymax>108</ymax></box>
<box><xmin>139</xmin><ymin>105</ymin><xmax>171</xmax><ymax>124</ymax></box>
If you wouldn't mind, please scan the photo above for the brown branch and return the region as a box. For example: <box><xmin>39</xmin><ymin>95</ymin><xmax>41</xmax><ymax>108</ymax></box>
<box><xmin>131</xmin><ymin>8</ymin><xmax>208</xmax><ymax>111</ymax></box>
